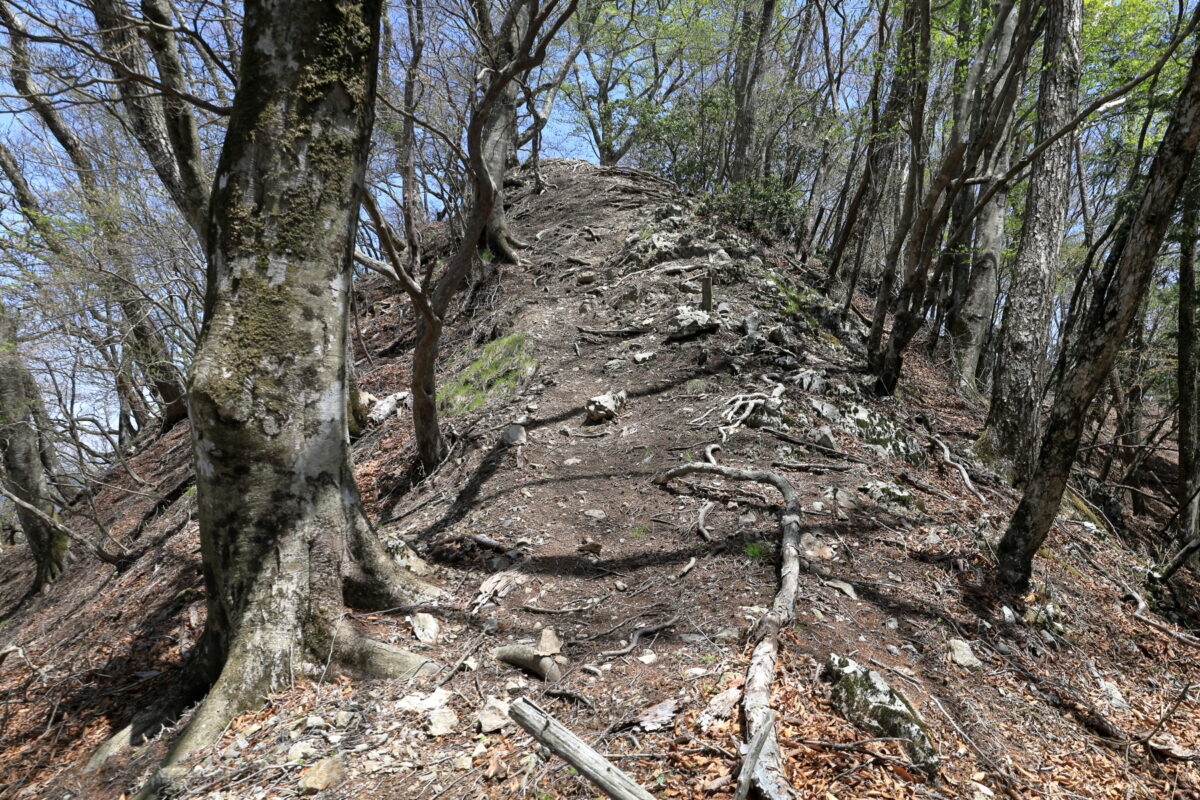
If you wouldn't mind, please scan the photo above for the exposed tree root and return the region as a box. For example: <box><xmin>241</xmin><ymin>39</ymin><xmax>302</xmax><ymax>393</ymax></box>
<box><xmin>656</xmin><ymin>460</ymin><xmax>804</xmax><ymax>800</ymax></box>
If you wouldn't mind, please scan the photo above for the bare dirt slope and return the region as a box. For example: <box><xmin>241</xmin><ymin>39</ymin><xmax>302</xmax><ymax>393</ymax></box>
<box><xmin>2</xmin><ymin>159</ymin><xmax>1199</xmax><ymax>800</ymax></box>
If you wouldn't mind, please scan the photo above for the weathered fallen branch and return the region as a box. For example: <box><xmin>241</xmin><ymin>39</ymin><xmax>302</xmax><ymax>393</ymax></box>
<box><xmin>509</xmin><ymin>697</ymin><xmax>655</xmax><ymax>800</ymax></box>
<box><xmin>655</xmin><ymin>460</ymin><xmax>802</xmax><ymax>800</ymax></box>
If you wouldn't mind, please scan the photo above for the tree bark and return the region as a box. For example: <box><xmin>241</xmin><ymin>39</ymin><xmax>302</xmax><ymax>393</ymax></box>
<box><xmin>985</xmin><ymin>0</ymin><xmax>1083</xmax><ymax>476</ymax></box>
<box><xmin>997</xmin><ymin>37</ymin><xmax>1200</xmax><ymax>591</ymax></box>
<box><xmin>141</xmin><ymin>0</ymin><xmax>437</xmax><ymax>777</ymax></box>
<box><xmin>0</xmin><ymin>306</ymin><xmax>69</xmax><ymax>592</ymax></box>
<box><xmin>1177</xmin><ymin>179</ymin><xmax>1200</xmax><ymax>546</ymax></box>
<box><xmin>728</xmin><ymin>0</ymin><xmax>777</xmax><ymax>184</ymax></box>
<box><xmin>476</xmin><ymin>0</ymin><xmax>530</xmax><ymax>263</ymax></box>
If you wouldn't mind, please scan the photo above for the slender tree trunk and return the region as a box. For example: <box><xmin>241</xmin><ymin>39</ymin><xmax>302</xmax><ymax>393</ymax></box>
<box><xmin>998</xmin><ymin>38</ymin><xmax>1200</xmax><ymax>590</ymax></box>
<box><xmin>477</xmin><ymin>1</ymin><xmax>530</xmax><ymax>263</ymax></box>
<box><xmin>0</xmin><ymin>306</ymin><xmax>69</xmax><ymax>593</ymax></box>
<box><xmin>985</xmin><ymin>0</ymin><xmax>1083</xmax><ymax>476</ymax></box>
<box><xmin>1177</xmin><ymin>179</ymin><xmax>1199</xmax><ymax>545</ymax></box>
<box><xmin>728</xmin><ymin>0</ymin><xmax>777</xmax><ymax>184</ymax></box>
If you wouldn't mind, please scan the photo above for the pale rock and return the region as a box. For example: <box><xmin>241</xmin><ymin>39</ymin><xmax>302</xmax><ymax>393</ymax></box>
<box><xmin>298</xmin><ymin>755</ymin><xmax>345</xmax><ymax>794</ymax></box>
<box><xmin>825</xmin><ymin>579</ymin><xmax>858</xmax><ymax>600</ymax></box>
<box><xmin>665</xmin><ymin>306</ymin><xmax>719</xmax><ymax>340</ymax></box>
<box><xmin>564</xmin><ymin>457</ymin><xmax>582</xmax><ymax>466</ymax></box>
<box><xmin>396</xmin><ymin>687</ymin><xmax>453</xmax><ymax>713</ymax></box>
<box><xmin>501</xmin><ymin>424</ymin><xmax>527</xmax><ymax>446</ymax></box>
<box><xmin>585</xmin><ymin>390</ymin><xmax>627</xmax><ymax>422</ymax></box>
<box><xmin>1000</xmin><ymin>605</ymin><xmax>1017</xmax><ymax>624</ymax></box>
<box><xmin>477</xmin><ymin>697</ymin><xmax>511</xmax><ymax>733</ymax></box>
<box><xmin>333</xmin><ymin>710</ymin><xmax>355</xmax><ymax>728</ymax></box>
<box><xmin>368</xmin><ymin>392</ymin><xmax>411</xmax><ymax>425</ymax></box>
<box><xmin>411</xmin><ymin>613</ymin><xmax>441</xmax><ymax>643</ymax></box>
<box><xmin>286</xmin><ymin>741</ymin><xmax>318</xmax><ymax>763</ymax></box>
<box><xmin>637</xmin><ymin>650</ymin><xmax>658</xmax><ymax>665</ymax></box>
<box><xmin>948</xmin><ymin>639</ymin><xmax>983</xmax><ymax>670</ymax></box>
<box><xmin>427</xmin><ymin>707</ymin><xmax>458</xmax><ymax>737</ymax></box>
<box><xmin>824</xmin><ymin>654</ymin><xmax>939</xmax><ymax>775</ymax></box>
<box><xmin>1100</xmin><ymin>680</ymin><xmax>1129</xmax><ymax>711</ymax></box>
<box><xmin>576</xmin><ymin>270</ymin><xmax>598</xmax><ymax>285</ymax></box>
<box><xmin>633</xmin><ymin>351</ymin><xmax>655</xmax><ymax>363</ymax></box>
<box><xmin>535</xmin><ymin>627</ymin><xmax>564</xmax><ymax>656</ymax></box>
<box><xmin>799</xmin><ymin>532</ymin><xmax>835</xmax><ymax>560</ymax></box>
<box><xmin>303</xmin><ymin>715</ymin><xmax>326</xmax><ymax>730</ymax></box>
<box><xmin>454</xmin><ymin>755</ymin><xmax>473</xmax><ymax>771</ymax></box>
<box><xmin>583</xmin><ymin>508</ymin><xmax>607</xmax><ymax>520</ymax></box>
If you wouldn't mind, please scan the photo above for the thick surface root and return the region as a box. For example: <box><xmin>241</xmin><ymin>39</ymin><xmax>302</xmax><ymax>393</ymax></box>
<box><xmin>656</xmin><ymin>460</ymin><xmax>803</xmax><ymax>800</ymax></box>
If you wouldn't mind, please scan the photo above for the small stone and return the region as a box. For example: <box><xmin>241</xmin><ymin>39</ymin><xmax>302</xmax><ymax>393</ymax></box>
<box><xmin>396</xmin><ymin>687</ymin><xmax>453</xmax><ymax>713</ymax></box>
<box><xmin>799</xmin><ymin>532</ymin><xmax>835</xmax><ymax>560</ymax></box>
<box><xmin>604</xmin><ymin>358</ymin><xmax>626</xmax><ymax>372</ymax></box>
<box><xmin>810</xmin><ymin>425</ymin><xmax>839</xmax><ymax>451</ymax></box>
<box><xmin>825</xmin><ymin>579</ymin><xmax>858</xmax><ymax>600</ymax></box>
<box><xmin>427</xmin><ymin>707</ymin><xmax>458</xmax><ymax>737</ymax></box>
<box><xmin>637</xmin><ymin>651</ymin><xmax>658</xmax><ymax>665</ymax></box>
<box><xmin>584</xmin><ymin>509</ymin><xmax>607</xmax><ymax>522</ymax></box>
<box><xmin>633</xmin><ymin>351</ymin><xmax>655</xmax><ymax>363</ymax></box>
<box><xmin>884</xmin><ymin>617</ymin><xmax>899</xmax><ymax>631</ymax></box>
<box><xmin>564</xmin><ymin>457</ymin><xmax>582</xmax><ymax>466</ymax></box>
<box><xmin>923</xmin><ymin>530</ymin><xmax>943</xmax><ymax>548</ymax></box>
<box><xmin>535</xmin><ymin>627</ymin><xmax>564</xmax><ymax>656</ymax></box>
<box><xmin>948</xmin><ymin>639</ymin><xmax>983</xmax><ymax>670</ymax></box>
<box><xmin>1100</xmin><ymin>680</ymin><xmax>1129</xmax><ymax>711</ymax></box>
<box><xmin>411</xmin><ymin>613</ymin><xmax>441</xmax><ymax>643</ymax></box>
<box><xmin>713</xmin><ymin>627</ymin><xmax>741</xmax><ymax>643</ymax></box>
<box><xmin>585</xmin><ymin>390</ymin><xmax>627</xmax><ymax>422</ymax></box>
<box><xmin>368</xmin><ymin>392</ymin><xmax>410</xmax><ymax>425</ymax></box>
<box><xmin>454</xmin><ymin>755</ymin><xmax>473</xmax><ymax>771</ymax></box>
<box><xmin>501</xmin><ymin>424</ymin><xmax>527</xmax><ymax>446</ymax></box>
<box><xmin>478</xmin><ymin>697</ymin><xmax>511</xmax><ymax>733</ymax></box>
<box><xmin>286</xmin><ymin>741</ymin><xmax>318</xmax><ymax>763</ymax></box>
<box><xmin>298</xmin><ymin>755</ymin><xmax>345</xmax><ymax>794</ymax></box>
<box><xmin>333</xmin><ymin>710</ymin><xmax>355</xmax><ymax>728</ymax></box>
<box><xmin>303</xmin><ymin>715</ymin><xmax>326</xmax><ymax>730</ymax></box>
<box><xmin>665</xmin><ymin>306</ymin><xmax>719</xmax><ymax>340</ymax></box>
<box><xmin>1000</xmin><ymin>606</ymin><xmax>1017</xmax><ymax>624</ymax></box>
<box><xmin>576</xmin><ymin>270</ymin><xmax>597</xmax><ymax>285</ymax></box>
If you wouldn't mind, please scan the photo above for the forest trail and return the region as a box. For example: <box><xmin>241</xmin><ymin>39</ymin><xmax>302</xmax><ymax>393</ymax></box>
<box><xmin>2</xmin><ymin>159</ymin><xmax>1198</xmax><ymax>800</ymax></box>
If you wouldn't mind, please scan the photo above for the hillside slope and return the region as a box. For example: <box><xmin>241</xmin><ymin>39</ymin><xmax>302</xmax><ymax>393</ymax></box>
<box><xmin>2</xmin><ymin>159</ymin><xmax>1199</xmax><ymax>800</ymax></box>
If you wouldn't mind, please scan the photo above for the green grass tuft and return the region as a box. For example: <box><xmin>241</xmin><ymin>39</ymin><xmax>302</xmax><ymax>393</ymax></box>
<box><xmin>438</xmin><ymin>332</ymin><xmax>536</xmax><ymax>416</ymax></box>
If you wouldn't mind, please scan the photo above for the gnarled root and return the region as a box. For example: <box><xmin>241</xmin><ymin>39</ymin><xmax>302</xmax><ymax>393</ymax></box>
<box><xmin>655</xmin><ymin>460</ymin><xmax>803</xmax><ymax>800</ymax></box>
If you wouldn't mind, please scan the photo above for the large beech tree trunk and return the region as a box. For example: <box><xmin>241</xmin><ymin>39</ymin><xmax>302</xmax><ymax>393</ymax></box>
<box><xmin>985</xmin><ymin>0</ymin><xmax>1082</xmax><ymax>476</ymax></box>
<box><xmin>997</xmin><ymin>38</ymin><xmax>1200</xmax><ymax>591</ymax></box>
<box><xmin>116</xmin><ymin>0</ymin><xmax>438</xmax><ymax>781</ymax></box>
<box><xmin>0</xmin><ymin>306</ymin><xmax>68</xmax><ymax>593</ymax></box>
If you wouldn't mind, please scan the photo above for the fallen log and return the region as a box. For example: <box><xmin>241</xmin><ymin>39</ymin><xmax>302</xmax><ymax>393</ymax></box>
<box><xmin>509</xmin><ymin>697</ymin><xmax>655</xmax><ymax>800</ymax></box>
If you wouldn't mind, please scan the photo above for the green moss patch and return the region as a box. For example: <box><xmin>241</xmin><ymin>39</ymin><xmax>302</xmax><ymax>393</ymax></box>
<box><xmin>438</xmin><ymin>333</ymin><xmax>536</xmax><ymax>416</ymax></box>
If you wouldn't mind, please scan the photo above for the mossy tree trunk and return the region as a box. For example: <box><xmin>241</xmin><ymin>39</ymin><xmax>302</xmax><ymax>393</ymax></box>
<box><xmin>0</xmin><ymin>305</ymin><xmax>69</xmax><ymax>593</ymax></box>
<box><xmin>121</xmin><ymin>0</ymin><xmax>438</xmax><ymax>781</ymax></box>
